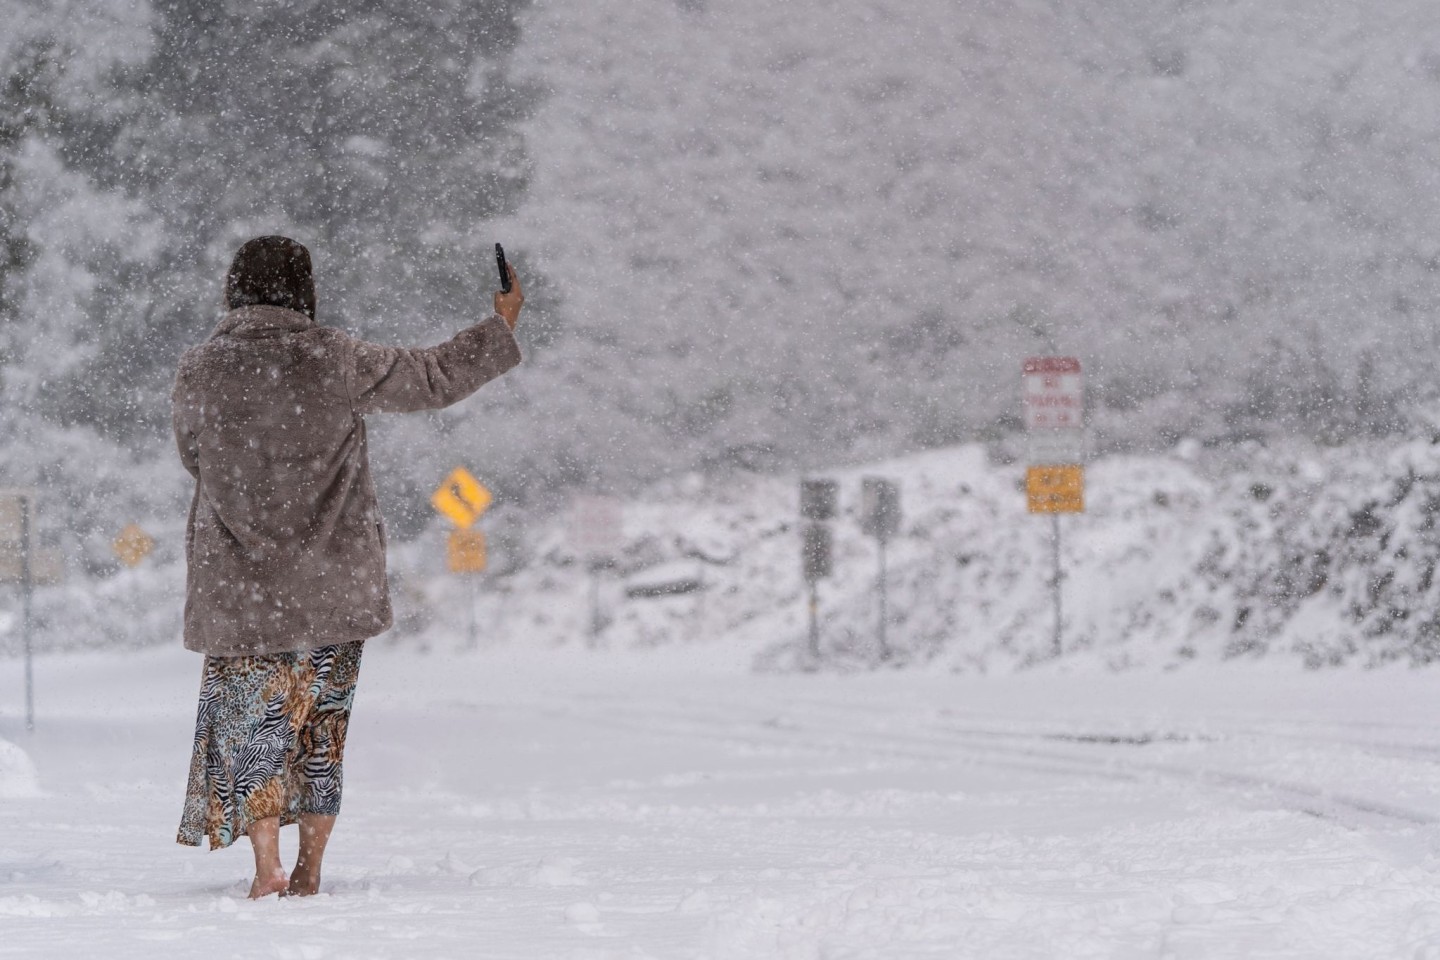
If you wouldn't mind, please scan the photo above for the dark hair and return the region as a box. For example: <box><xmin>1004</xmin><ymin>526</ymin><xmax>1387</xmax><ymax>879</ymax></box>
<box><xmin>225</xmin><ymin>236</ymin><xmax>316</xmax><ymax>320</ymax></box>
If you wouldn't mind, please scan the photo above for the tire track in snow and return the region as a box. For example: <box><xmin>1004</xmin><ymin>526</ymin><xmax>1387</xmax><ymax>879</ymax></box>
<box><xmin>561</xmin><ymin>693</ymin><xmax>1439</xmax><ymax>830</ymax></box>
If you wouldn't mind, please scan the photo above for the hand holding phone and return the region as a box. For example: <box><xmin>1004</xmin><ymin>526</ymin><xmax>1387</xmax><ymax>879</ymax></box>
<box><xmin>493</xmin><ymin>243</ymin><xmax>523</xmax><ymax>331</ymax></box>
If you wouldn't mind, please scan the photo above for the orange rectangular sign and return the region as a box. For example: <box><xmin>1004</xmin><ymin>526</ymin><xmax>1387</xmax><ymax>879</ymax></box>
<box><xmin>1027</xmin><ymin>465</ymin><xmax>1084</xmax><ymax>514</ymax></box>
<box><xmin>448</xmin><ymin>529</ymin><xmax>487</xmax><ymax>573</ymax></box>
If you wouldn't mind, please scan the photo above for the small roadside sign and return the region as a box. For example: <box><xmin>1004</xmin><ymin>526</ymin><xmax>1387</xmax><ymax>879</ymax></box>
<box><xmin>112</xmin><ymin>524</ymin><xmax>155</xmax><ymax>568</ymax></box>
<box><xmin>860</xmin><ymin>477</ymin><xmax>901</xmax><ymax>662</ymax></box>
<box><xmin>431</xmin><ymin>467</ymin><xmax>492</xmax><ymax>529</ymax></box>
<box><xmin>1025</xmin><ymin>431</ymin><xmax>1085</xmax><ymax>467</ymax></box>
<box><xmin>0</xmin><ymin>490</ymin><xmax>60</xmax><ymax>585</ymax></box>
<box><xmin>570</xmin><ymin>495</ymin><xmax>624</xmax><ymax>561</ymax></box>
<box><xmin>1023</xmin><ymin>358</ymin><xmax>1084</xmax><ymax>658</ymax></box>
<box><xmin>0</xmin><ymin>551</ymin><xmax>62</xmax><ymax>586</ymax></box>
<box><xmin>1026</xmin><ymin>465</ymin><xmax>1085</xmax><ymax>514</ymax></box>
<box><xmin>448</xmin><ymin>529</ymin><xmax>487</xmax><ymax>574</ymax></box>
<box><xmin>1023</xmin><ymin>356</ymin><xmax>1085</xmax><ymax>517</ymax></box>
<box><xmin>1022</xmin><ymin>356</ymin><xmax>1083</xmax><ymax>431</ymax></box>
<box><xmin>800</xmin><ymin>479</ymin><xmax>839</xmax><ymax>521</ymax></box>
<box><xmin>860</xmin><ymin>477</ymin><xmax>901</xmax><ymax>542</ymax></box>
<box><xmin>569</xmin><ymin>495</ymin><xmax>624</xmax><ymax>646</ymax></box>
<box><xmin>0</xmin><ymin>492</ymin><xmax>32</xmax><ymax>548</ymax></box>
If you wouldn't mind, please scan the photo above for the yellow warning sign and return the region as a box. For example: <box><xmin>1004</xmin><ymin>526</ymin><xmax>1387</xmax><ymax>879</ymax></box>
<box><xmin>448</xmin><ymin>529</ymin><xmax>487</xmax><ymax>573</ymax></box>
<box><xmin>1027</xmin><ymin>465</ymin><xmax>1085</xmax><ymax>514</ymax></box>
<box><xmin>112</xmin><ymin>524</ymin><xmax>155</xmax><ymax>567</ymax></box>
<box><xmin>431</xmin><ymin>467</ymin><xmax>492</xmax><ymax>529</ymax></box>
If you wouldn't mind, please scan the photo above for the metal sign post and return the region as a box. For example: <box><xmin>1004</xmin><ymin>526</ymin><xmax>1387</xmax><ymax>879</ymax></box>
<box><xmin>1</xmin><ymin>491</ymin><xmax>67</xmax><ymax>730</ymax></box>
<box><xmin>20</xmin><ymin>495</ymin><xmax>33</xmax><ymax>733</ymax></box>
<box><xmin>1023</xmin><ymin>358</ymin><xmax>1085</xmax><ymax>658</ymax></box>
<box><xmin>432</xmin><ymin>468</ymin><xmax>493</xmax><ymax>647</ymax></box>
<box><xmin>0</xmin><ymin>491</ymin><xmax>37</xmax><ymax>732</ymax></box>
<box><xmin>447</xmin><ymin>529</ymin><xmax>487</xmax><ymax>648</ymax></box>
<box><xmin>588</xmin><ymin>558</ymin><xmax>603</xmax><ymax>643</ymax></box>
<box><xmin>1051</xmin><ymin>513</ymin><xmax>1061</xmax><ymax>659</ymax></box>
<box><xmin>801</xmin><ymin>522</ymin><xmax>833</xmax><ymax>661</ymax></box>
<box><xmin>860</xmin><ymin>477</ymin><xmax>901</xmax><ymax>662</ymax></box>
<box><xmin>571</xmin><ymin>496</ymin><xmax>623</xmax><ymax>647</ymax></box>
<box><xmin>799</xmin><ymin>480</ymin><xmax>837</xmax><ymax>664</ymax></box>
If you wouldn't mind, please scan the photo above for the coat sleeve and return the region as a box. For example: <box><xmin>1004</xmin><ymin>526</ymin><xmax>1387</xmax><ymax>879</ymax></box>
<box><xmin>172</xmin><ymin>363</ymin><xmax>201</xmax><ymax>480</ymax></box>
<box><xmin>346</xmin><ymin>314</ymin><xmax>522</xmax><ymax>415</ymax></box>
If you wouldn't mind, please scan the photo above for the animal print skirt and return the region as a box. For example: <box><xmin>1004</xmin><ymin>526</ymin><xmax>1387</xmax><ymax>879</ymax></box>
<box><xmin>176</xmin><ymin>641</ymin><xmax>363</xmax><ymax>850</ymax></box>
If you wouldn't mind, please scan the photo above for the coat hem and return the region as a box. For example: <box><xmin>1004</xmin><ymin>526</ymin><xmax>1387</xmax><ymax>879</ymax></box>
<box><xmin>183</xmin><ymin>626</ymin><xmax>384</xmax><ymax>658</ymax></box>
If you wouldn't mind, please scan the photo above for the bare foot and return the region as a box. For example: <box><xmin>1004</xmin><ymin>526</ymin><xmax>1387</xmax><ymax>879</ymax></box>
<box><xmin>286</xmin><ymin>869</ymin><xmax>321</xmax><ymax>897</ymax></box>
<box><xmin>248</xmin><ymin>867</ymin><xmax>289</xmax><ymax>899</ymax></box>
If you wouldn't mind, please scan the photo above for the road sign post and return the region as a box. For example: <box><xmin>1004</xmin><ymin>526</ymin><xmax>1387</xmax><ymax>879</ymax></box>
<box><xmin>799</xmin><ymin>479</ymin><xmax>838</xmax><ymax>664</ymax></box>
<box><xmin>0</xmin><ymin>491</ymin><xmax>36</xmax><ymax>732</ymax></box>
<box><xmin>432</xmin><ymin>468</ymin><xmax>492</xmax><ymax>647</ymax></box>
<box><xmin>860</xmin><ymin>477</ymin><xmax>901</xmax><ymax>662</ymax></box>
<box><xmin>802</xmin><ymin>521</ymin><xmax>833</xmax><ymax>662</ymax></box>
<box><xmin>447</xmin><ymin>529</ymin><xmax>487</xmax><ymax>648</ymax></box>
<box><xmin>20</xmin><ymin>496</ymin><xmax>31</xmax><ymax>733</ymax></box>
<box><xmin>571</xmin><ymin>495</ymin><xmax>623</xmax><ymax>646</ymax></box>
<box><xmin>1023</xmin><ymin>358</ymin><xmax>1085</xmax><ymax>658</ymax></box>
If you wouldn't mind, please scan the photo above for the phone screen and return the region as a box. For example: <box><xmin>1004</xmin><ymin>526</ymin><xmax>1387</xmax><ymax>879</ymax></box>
<box><xmin>495</xmin><ymin>243</ymin><xmax>512</xmax><ymax>293</ymax></box>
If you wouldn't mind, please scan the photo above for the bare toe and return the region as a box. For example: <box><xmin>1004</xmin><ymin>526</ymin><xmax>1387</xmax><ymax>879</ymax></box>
<box><xmin>248</xmin><ymin>868</ymin><xmax>290</xmax><ymax>899</ymax></box>
<box><xmin>286</xmin><ymin>873</ymin><xmax>321</xmax><ymax>897</ymax></box>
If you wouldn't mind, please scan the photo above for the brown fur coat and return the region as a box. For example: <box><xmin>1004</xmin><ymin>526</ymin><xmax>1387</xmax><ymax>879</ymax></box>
<box><xmin>172</xmin><ymin>305</ymin><xmax>520</xmax><ymax>656</ymax></box>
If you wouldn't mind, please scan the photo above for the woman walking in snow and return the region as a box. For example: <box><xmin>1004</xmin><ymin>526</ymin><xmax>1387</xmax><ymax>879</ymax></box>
<box><xmin>172</xmin><ymin>236</ymin><xmax>523</xmax><ymax>897</ymax></box>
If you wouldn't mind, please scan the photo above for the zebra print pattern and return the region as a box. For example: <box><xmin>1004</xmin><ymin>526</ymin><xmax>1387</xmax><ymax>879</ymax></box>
<box><xmin>176</xmin><ymin>641</ymin><xmax>363</xmax><ymax>850</ymax></box>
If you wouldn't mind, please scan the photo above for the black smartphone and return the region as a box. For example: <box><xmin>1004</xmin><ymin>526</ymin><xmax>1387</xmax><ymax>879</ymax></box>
<box><xmin>495</xmin><ymin>243</ymin><xmax>512</xmax><ymax>294</ymax></box>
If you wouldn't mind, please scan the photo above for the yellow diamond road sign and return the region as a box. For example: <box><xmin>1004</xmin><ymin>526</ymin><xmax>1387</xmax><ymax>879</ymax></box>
<box><xmin>113</xmin><ymin>523</ymin><xmax>155</xmax><ymax>568</ymax></box>
<box><xmin>432</xmin><ymin>467</ymin><xmax>492</xmax><ymax>529</ymax></box>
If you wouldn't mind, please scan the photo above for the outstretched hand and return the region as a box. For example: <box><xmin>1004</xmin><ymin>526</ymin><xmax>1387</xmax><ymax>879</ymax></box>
<box><xmin>495</xmin><ymin>264</ymin><xmax>524</xmax><ymax>331</ymax></box>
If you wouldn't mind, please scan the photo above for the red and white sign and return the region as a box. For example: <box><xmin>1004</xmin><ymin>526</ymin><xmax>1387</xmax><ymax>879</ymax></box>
<box><xmin>1023</xmin><ymin>357</ymin><xmax>1083</xmax><ymax>432</ymax></box>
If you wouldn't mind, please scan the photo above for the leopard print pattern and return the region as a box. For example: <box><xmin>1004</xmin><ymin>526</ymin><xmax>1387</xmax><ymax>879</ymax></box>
<box><xmin>176</xmin><ymin>641</ymin><xmax>363</xmax><ymax>850</ymax></box>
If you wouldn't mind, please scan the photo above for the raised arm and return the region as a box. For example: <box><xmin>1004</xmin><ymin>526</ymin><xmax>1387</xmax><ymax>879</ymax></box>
<box><xmin>348</xmin><ymin>316</ymin><xmax>522</xmax><ymax>415</ymax></box>
<box><xmin>348</xmin><ymin>263</ymin><xmax>525</xmax><ymax>415</ymax></box>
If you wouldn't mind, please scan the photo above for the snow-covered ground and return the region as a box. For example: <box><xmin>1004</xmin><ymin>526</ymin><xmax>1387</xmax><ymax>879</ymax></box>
<box><xmin>4</xmin><ymin>644</ymin><xmax>1440</xmax><ymax>958</ymax></box>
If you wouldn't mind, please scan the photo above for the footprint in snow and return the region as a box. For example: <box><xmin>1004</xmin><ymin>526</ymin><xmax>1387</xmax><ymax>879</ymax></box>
<box><xmin>565</xmin><ymin>900</ymin><xmax>606</xmax><ymax>936</ymax></box>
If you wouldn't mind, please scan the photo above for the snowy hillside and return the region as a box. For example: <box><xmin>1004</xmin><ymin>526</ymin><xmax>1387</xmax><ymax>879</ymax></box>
<box><xmin>401</xmin><ymin>426</ymin><xmax>1440</xmax><ymax>672</ymax></box>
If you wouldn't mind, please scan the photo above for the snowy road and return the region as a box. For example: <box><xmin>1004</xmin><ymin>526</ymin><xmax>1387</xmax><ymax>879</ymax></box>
<box><xmin>3</xmin><ymin>647</ymin><xmax>1440</xmax><ymax>958</ymax></box>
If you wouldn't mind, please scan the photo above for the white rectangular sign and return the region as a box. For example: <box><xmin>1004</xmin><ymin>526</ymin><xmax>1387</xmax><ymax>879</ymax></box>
<box><xmin>570</xmin><ymin>495</ymin><xmax>624</xmax><ymax>560</ymax></box>
<box><xmin>1026</xmin><ymin>431</ymin><xmax>1085</xmax><ymax>466</ymax></box>
<box><xmin>1023</xmin><ymin>357</ymin><xmax>1083</xmax><ymax>432</ymax></box>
